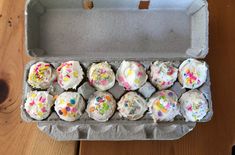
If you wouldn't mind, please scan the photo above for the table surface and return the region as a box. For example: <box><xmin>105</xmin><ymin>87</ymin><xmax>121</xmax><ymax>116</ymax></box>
<box><xmin>0</xmin><ymin>0</ymin><xmax>234</xmax><ymax>155</ymax></box>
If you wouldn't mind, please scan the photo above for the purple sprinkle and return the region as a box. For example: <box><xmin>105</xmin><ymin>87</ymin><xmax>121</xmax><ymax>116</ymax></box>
<box><xmin>66</xmin><ymin>106</ymin><xmax>70</xmax><ymax>111</ymax></box>
<box><xmin>168</xmin><ymin>92</ymin><xmax>173</xmax><ymax>96</ymax></box>
<box><xmin>158</xmin><ymin>111</ymin><xmax>162</xmax><ymax>117</ymax></box>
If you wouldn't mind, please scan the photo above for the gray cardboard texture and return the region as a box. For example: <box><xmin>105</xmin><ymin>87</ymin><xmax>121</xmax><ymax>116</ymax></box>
<box><xmin>23</xmin><ymin>0</ymin><xmax>212</xmax><ymax>140</ymax></box>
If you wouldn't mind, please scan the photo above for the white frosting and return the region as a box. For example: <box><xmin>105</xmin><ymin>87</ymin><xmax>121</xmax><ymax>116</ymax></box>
<box><xmin>179</xmin><ymin>90</ymin><xmax>209</xmax><ymax>122</ymax></box>
<box><xmin>86</xmin><ymin>91</ymin><xmax>116</xmax><ymax>122</ymax></box>
<box><xmin>116</xmin><ymin>61</ymin><xmax>148</xmax><ymax>90</ymax></box>
<box><xmin>54</xmin><ymin>92</ymin><xmax>85</xmax><ymax>122</ymax></box>
<box><xmin>24</xmin><ymin>91</ymin><xmax>53</xmax><ymax>120</ymax></box>
<box><xmin>148</xmin><ymin>90</ymin><xmax>179</xmax><ymax>122</ymax></box>
<box><xmin>56</xmin><ymin>61</ymin><xmax>84</xmax><ymax>90</ymax></box>
<box><xmin>178</xmin><ymin>58</ymin><xmax>208</xmax><ymax>89</ymax></box>
<box><xmin>27</xmin><ymin>62</ymin><xmax>54</xmax><ymax>89</ymax></box>
<box><xmin>88</xmin><ymin>62</ymin><xmax>115</xmax><ymax>91</ymax></box>
<box><xmin>117</xmin><ymin>92</ymin><xmax>147</xmax><ymax>120</ymax></box>
<box><xmin>150</xmin><ymin>61</ymin><xmax>178</xmax><ymax>90</ymax></box>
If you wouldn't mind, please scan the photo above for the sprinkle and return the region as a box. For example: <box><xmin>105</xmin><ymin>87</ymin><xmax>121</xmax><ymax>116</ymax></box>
<box><xmin>73</xmin><ymin>71</ymin><xmax>78</xmax><ymax>77</ymax></box>
<box><xmin>29</xmin><ymin>101</ymin><xmax>35</xmax><ymax>106</ymax></box>
<box><xmin>37</xmin><ymin>111</ymin><xmax>43</xmax><ymax>117</ymax></box>
<box><xmin>70</xmin><ymin>99</ymin><xmax>76</xmax><ymax>104</ymax></box>
<box><xmin>127</xmin><ymin>69</ymin><xmax>134</xmax><ymax>76</ymax></box>
<box><xmin>66</xmin><ymin>106</ymin><xmax>71</xmax><ymax>111</ymax></box>
<box><xmin>63</xmin><ymin>76</ymin><xmax>69</xmax><ymax>82</ymax></box>
<box><xmin>41</xmin><ymin>107</ymin><xmax>47</xmax><ymax>113</ymax></box>
<box><xmin>105</xmin><ymin>95</ymin><xmax>111</xmax><ymax>101</ymax></box>
<box><xmin>61</xmin><ymin>108</ymin><xmax>67</xmax><ymax>116</ymax></box>
<box><xmin>38</xmin><ymin>102</ymin><xmax>43</xmax><ymax>108</ymax></box>
<box><xmin>72</xmin><ymin>107</ymin><xmax>77</xmax><ymax>112</ymax></box>
<box><xmin>58</xmin><ymin>110</ymin><xmax>63</xmax><ymax>115</ymax></box>
<box><xmin>100</xmin><ymin>79</ymin><xmax>108</xmax><ymax>85</ymax></box>
<box><xmin>134</xmin><ymin>79</ymin><xmax>140</xmax><ymax>84</ymax></box>
<box><xmin>168</xmin><ymin>92</ymin><xmax>173</xmax><ymax>97</ymax></box>
<box><xmin>118</xmin><ymin>76</ymin><xmax>124</xmax><ymax>82</ymax></box>
<box><xmin>158</xmin><ymin>111</ymin><xmax>162</xmax><ymax>117</ymax></box>
<box><xmin>187</xmin><ymin>106</ymin><xmax>192</xmax><ymax>111</ymax></box>
<box><xmin>31</xmin><ymin>93</ymin><xmax>37</xmax><ymax>98</ymax></box>
<box><xmin>137</xmin><ymin>72</ymin><xmax>143</xmax><ymax>77</ymax></box>
<box><xmin>89</xmin><ymin>107</ymin><xmax>95</xmax><ymax>112</ymax></box>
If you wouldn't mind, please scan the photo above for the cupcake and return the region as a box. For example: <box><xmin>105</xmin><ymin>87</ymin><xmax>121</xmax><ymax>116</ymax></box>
<box><xmin>24</xmin><ymin>91</ymin><xmax>53</xmax><ymax>120</ymax></box>
<box><xmin>56</xmin><ymin>61</ymin><xmax>84</xmax><ymax>90</ymax></box>
<box><xmin>178</xmin><ymin>58</ymin><xmax>208</xmax><ymax>89</ymax></box>
<box><xmin>179</xmin><ymin>90</ymin><xmax>209</xmax><ymax>122</ymax></box>
<box><xmin>150</xmin><ymin>61</ymin><xmax>178</xmax><ymax>90</ymax></box>
<box><xmin>148</xmin><ymin>90</ymin><xmax>179</xmax><ymax>122</ymax></box>
<box><xmin>54</xmin><ymin>92</ymin><xmax>85</xmax><ymax>121</ymax></box>
<box><xmin>27</xmin><ymin>62</ymin><xmax>55</xmax><ymax>89</ymax></box>
<box><xmin>88</xmin><ymin>62</ymin><xmax>115</xmax><ymax>91</ymax></box>
<box><xmin>117</xmin><ymin>92</ymin><xmax>147</xmax><ymax>120</ymax></box>
<box><xmin>86</xmin><ymin>91</ymin><xmax>116</xmax><ymax>122</ymax></box>
<box><xmin>116</xmin><ymin>61</ymin><xmax>148</xmax><ymax>90</ymax></box>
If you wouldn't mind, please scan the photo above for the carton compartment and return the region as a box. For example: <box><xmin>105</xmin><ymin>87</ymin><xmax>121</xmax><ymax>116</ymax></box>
<box><xmin>26</xmin><ymin>0</ymin><xmax>208</xmax><ymax>58</ymax></box>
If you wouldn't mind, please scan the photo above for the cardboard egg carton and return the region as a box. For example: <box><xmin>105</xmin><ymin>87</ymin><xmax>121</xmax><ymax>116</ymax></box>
<box><xmin>22</xmin><ymin>0</ymin><xmax>212</xmax><ymax>140</ymax></box>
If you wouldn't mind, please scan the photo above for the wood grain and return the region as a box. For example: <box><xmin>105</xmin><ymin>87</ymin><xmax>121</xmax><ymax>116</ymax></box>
<box><xmin>80</xmin><ymin>0</ymin><xmax>235</xmax><ymax>155</ymax></box>
<box><xmin>0</xmin><ymin>0</ymin><xmax>77</xmax><ymax>155</ymax></box>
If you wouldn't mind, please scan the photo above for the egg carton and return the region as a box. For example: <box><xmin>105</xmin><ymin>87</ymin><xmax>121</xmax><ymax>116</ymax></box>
<box><xmin>22</xmin><ymin>0</ymin><xmax>212</xmax><ymax>140</ymax></box>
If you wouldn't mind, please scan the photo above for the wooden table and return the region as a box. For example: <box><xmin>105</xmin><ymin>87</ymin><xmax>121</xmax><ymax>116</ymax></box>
<box><xmin>0</xmin><ymin>0</ymin><xmax>234</xmax><ymax>155</ymax></box>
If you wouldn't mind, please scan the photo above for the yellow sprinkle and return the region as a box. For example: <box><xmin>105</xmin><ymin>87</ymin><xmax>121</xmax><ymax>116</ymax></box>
<box><xmin>60</xmin><ymin>99</ymin><xmax>65</xmax><ymax>104</ymax></box>
<box><xmin>31</xmin><ymin>93</ymin><xmax>37</xmax><ymax>98</ymax></box>
<box><xmin>127</xmin><ymin>69</ymin><xmax>134</xmax><ymax>76</ymax></box>
<box><xmin>63</xmin><ymin>76</ymin><xmax>69</xmax><ymax>82</ymax></box>
<box><xmin>134</xmin><ymin>79</ymin><xmax>140</xmax><ymax>84</ymax></box>
<box><xmin>38</xmin><ymin>102</ymin><xmax>43</xmax><ymax>108</ymax></box>
<box><xmin>153</xmin><ymin>101</ymin><xmax>160</xmax><ymax>110</ymax></box>
<box><xmin>73</xmin><ymin>71</ymin><xmax>78</xmax><ymax>78</ymax></box>
<box><xmin>37</xmin><ymin>111</ymin><xmax>43</xmax><ymax>117</ymax></box>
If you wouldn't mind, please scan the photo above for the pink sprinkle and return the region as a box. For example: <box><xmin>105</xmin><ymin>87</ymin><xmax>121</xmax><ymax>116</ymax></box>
<box><xmin>101</xmin><ymin>69</ymin><xmax>106</xmax><ymax>74</ymax></box>
<box><xmin>66</xmin><ymin>68</ymin><xmax>72</xmax><ymax>73</ymax></box>
<box><xmin>118</xmin><ymin>76</ymin><xmax>124</xmax><ymax>82</ymax></box>
<box><xmin>187</xmin><ymin>106</ymin><xmax>192</xmax><ymax>111</ymax></box>
<box><xmin>137</xmin><ymin>63</ymin><xmax>142</xmax><ymax>67</ymax></box>
<box><xmin>41</xmin><ymin>107</ymin><xmax>47</xmax><ymax>113</ymax></box>
<box><xmin>72</xmin><ymin>108</ymin><xmax>77</xmax><ymax>112</ymax></box>
<box><xmin>39</xmin><ymin>96</ymin><xmax>42</xmax><ymax>102</ymax></box>
<box><xmin>30</xmin><ymin>101</ymin><xmax>35</xmax><ymax>106</ymax></box>
<box><xmin>166</xmin><ymin>103</ymin><xmax>170</xmax><ymax>109</ymax></box>
<box><xmin>100</xmin><ymin>80</ymin><xmax>108</xmax><ymax>85</ymax></box>
<box><xmin>123</xmin><ymin>82</ymin><xmax>131</xmax><ymax>90</ymax></box>
<box><xmin>137</xmin><ymin>72</ymin><xmax>143</xmax><ymax>77</ymax></box>
<box><xmin>66</xmin><ymin>75</ymin><xmax>71</xmax><ymax>78</ymax></box>
<box><xmin>41</xmin><ymin>98</ymin><xmax>46</xmax><ymax>103</ymax></box>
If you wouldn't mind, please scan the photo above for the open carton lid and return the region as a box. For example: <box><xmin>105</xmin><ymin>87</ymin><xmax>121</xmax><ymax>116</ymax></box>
<box><xmin>25</xmin><ymin>0</ymin><xmax>208</xmax><ymax>59</ymax></box>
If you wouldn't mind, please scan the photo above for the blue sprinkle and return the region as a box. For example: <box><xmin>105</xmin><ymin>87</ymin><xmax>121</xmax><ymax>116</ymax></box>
<box><xmin>70</xmin><ymin>99</ymin><xmax>76</xmax><ymax>104</ymax></box>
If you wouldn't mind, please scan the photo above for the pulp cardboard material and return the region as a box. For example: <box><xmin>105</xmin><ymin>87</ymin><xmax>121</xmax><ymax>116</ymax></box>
<box><xmin>22</xmin><ymin>0</ymin><xmax>212</xmax><ymax>140</ymax></box>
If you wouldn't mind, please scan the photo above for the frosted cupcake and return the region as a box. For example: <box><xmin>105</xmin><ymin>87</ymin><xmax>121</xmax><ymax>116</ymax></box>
<box><xmin>116</xmin><ymin>61</ymin><xmax>148</xmax><ymax>90</ymax></box>
<box><xmin>86</xmin><ymin>91</ymin><xmax>116</xmax><ymax>122</ymax></box>
<box><xmin>150</xmin><ymin>61</ymin><xmax>178</xmax><ymax>90</ymax></box>
<box><xmin>179</xmin><ymin>90</ymin><xmax>209</xmax><ymax>122</ymax></box>
<box><xmin>148</xmin><ymin>90</ymin><xmax>179</xmax><ymax>122</ymax></box>
<box><xmin>56</xmin><ymin>61</ymin><xmax>84</xmax><ymax>90</ymax></box>
<box><xmin>88</xmin><ymin>62</ymin><xmax>115</xmax><ymax>91</ymax></box>
<box><xmin>27</xmin><ymin>62</ymin><xmax>55</xmax><ymax>89</ymax></box>
<box><xmin>178</xmin><ymin>58</ymin><xmax>208</xmax><ymax>89</ymax></box>
<box><xmin>117</xmin><ymin>92</ymin><xmax>147</xmax><ymax>120</ymax></box>
<box><xmin>24</xmin><ymin>91</ymin><xmax>53</xmax><ymax>120</ymax></box>
<box><xmin>54</xmin><ymin>92</ymin><xmax>85</xmax><ymax>121</ymax></box>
